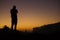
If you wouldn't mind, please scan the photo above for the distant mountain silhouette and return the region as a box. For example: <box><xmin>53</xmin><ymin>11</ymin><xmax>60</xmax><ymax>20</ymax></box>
<box><xmin>0</xmin><ymin>22</ymin><xmax>60</xmax><ymax>40</ymax></box>
<box><xmin>33</xmin><ymin>22</ymin><xmax>60</xmax><ymax>34</ymax></box>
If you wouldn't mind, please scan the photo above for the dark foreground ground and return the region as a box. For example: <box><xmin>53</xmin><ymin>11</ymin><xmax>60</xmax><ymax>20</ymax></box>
<box><xmin>0</xmin><ymin>22</ymin><xmax>60</xmax><ymax>40</ymax></box>
<box><xmin>0</xmin><ymin>29</ymin><xmax>60</xmax><ymax>40</ymax></box>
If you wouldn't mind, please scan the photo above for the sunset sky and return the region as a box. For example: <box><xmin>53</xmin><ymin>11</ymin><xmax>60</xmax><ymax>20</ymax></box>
<box><xmin>0</xmin><ymin>0</ymin><xmax>60</xmax><ymax>31</ymax></box>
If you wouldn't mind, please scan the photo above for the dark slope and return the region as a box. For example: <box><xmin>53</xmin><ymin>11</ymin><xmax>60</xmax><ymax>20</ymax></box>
<box><xmin>0</xmin><ymin>22</ymin><xmax>60</xmax><ymax>40</ymax></box>
<box><xmin>33</xmin><ymin>22</ymin><xmax>60</xmax><ymax>34</ymax></box>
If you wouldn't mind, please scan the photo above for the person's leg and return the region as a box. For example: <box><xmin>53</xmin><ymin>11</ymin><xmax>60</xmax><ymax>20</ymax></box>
<box><xmin>11</xmin><ymin>23</ymin><xmax>13</xmax><ymax>30</ymax></box>
<box><xmin>11</xmin><ymin>19</ymin><xmax>14</xmax><ymax>30</ymax></box>
<box><xmin>14</xmin><ymin>18</ymin><xmax>17</xmax><ymax>30</ymax></box>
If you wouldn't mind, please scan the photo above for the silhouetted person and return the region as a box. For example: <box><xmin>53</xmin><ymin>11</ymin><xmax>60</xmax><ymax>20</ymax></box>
<box><xmin>10</xmin><ymin>5</ymin><xmax>18</xmax><ymax>30</ymax></box>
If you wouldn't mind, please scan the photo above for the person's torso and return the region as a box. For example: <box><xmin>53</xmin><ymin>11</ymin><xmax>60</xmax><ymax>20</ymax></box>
<box><xmin>11</xmin><ymin>9</ymin><xmax>17</xmax><ymax>17</ymax></box>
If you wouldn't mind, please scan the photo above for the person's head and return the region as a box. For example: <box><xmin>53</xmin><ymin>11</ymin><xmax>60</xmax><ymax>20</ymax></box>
<box><xmin>13</xmin><ymin>5</ymin><xmax>16</xmax><ymax>9</ymax></box>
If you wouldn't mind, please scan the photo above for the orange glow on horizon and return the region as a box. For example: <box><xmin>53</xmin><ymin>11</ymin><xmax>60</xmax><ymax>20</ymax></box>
<box><xmin>0</xmin><ymin>14</ymin><xmax>60</xmax><ymax>31</ymax></box>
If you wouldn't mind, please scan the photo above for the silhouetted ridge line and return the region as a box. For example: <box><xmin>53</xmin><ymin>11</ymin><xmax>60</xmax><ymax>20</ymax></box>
<box><xmin>33</xmin><ymin>22</ymin><xmax>60</xmax><ymax>34</ymax></box>
<box><xmin>0</xmin><ymin>22</ymin><xmax>60</xmax><ymax>40</ymax></box>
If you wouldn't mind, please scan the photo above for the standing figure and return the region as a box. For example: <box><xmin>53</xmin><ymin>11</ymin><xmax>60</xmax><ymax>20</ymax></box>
<box><xmin>10</xmin><ymin>5</ymin><xmax>18</xmax><ymax>30</ymax></box>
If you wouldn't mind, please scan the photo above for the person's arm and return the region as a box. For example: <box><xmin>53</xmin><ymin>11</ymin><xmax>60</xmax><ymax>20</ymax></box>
<box><xmin>17</xmin><ymin>10</ymin><xmax>18</xmax><ymax>13</ymax></box>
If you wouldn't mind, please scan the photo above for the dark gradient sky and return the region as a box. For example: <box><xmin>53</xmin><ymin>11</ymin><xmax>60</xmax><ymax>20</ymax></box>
<box><xmin>0</xmin><ymin>0</ymin><xmax>60</xmax><ymax>31</ymax></box>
